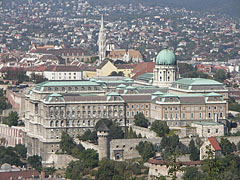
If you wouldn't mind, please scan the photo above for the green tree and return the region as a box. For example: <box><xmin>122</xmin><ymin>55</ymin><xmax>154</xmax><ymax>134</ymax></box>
<box><xmin>182</xmin><ymin>166</ymin><xmax>206</xmax><ymax>180</ymax></box>
<box><xmin>7</xmin><ymin>111</ymin><xmax>18</xmax><ymax>127</ymax></box>
<box><xmin>134</xmin><ymin>113</ymin><xmax>149</xmax><ymax>128</ymax></box>
<box><xmin>151</xmin><ymin>121</ymin><xmax>169</xmax><ymax>137</ymax></box>
<box><xmin>79</xmin><ymin>149</ymin><xmax>98</xmax><ymax>168</ymax></box>
<box><xmin>27</xmin><ymin>155</ymin><xmax>42</xmax><ymax>172</ymax></box>
<box><xmin>214</xmin><ymin>69</ymin><xmax>226</xmax><ymax>82</ymax></box>
<box><xmin>14</xmin><ymin>144</ymin><xmax>27</xmax><ymax>159</ymax></box>
<box><xmin>237</xmin><ymin>141</ymin><xmax>240</xmax><ymax>151</ymax></box>
<box><xmin>60</xmin><ymin>131</ymin><xmax>76</xmax><ymax>154</ymax></box>
<box><xmin>95</xmin><ymin>159</ymin><xmax>117</xmax><ymax>180</ymax></box>
<box><xmin>65</xmin><ymin>160</ymin><xmax>87</xmax><ymax>180</ymax></box>
<box><xmin>136</xmin><ymin>141</ymin><xmax>155</xmax><ymax>161</ymax></box>
<box><xmin>189</xmin><ymin>139</ymin><xmax>199</xmax><ymax>161</ymax></box>
<box><xmin>220</xmin><ymin>138</ymin><xmax>236</xmax><ymax>155</ymax></box>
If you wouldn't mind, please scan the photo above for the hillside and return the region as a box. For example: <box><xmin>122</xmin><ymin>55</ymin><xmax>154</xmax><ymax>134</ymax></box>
<box><xmin>87</xmin><ymin>0</ymin><xmax>240</xmax><ymax>18</ymax></box>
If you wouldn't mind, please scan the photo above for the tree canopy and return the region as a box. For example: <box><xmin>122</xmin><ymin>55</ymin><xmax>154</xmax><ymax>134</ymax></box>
<box><xmin>60</xmin><ymin>131</ymin><xmax>76</xmax><ymax>154</ymax></box>
<box><xmin>7</xmin><ymin>111</ymin><xmax>19</xmax><ymax>127</ymax></box>
<box><xmin>27</xmin><ymin>155</ymin><xmax>42</xmax><ymax>172</ymax></box>
<box><xmin>134</xmin><ymin>113</ymin><xmax>149</xmax><ymax>128</ymax></box>
<box><xmin>151</xmin><ymin>121</ymin><xmax>169</xmax><ymax>137</ymax></box>
<box><xmin>136</xmin><ymin>141</ymin><xmax>155</xmax><ymax>161</ymax></box>
<box><xmin>189</xmin><ymin>139</ymin><xmax>199</xmax><ymax>161</ymax></box>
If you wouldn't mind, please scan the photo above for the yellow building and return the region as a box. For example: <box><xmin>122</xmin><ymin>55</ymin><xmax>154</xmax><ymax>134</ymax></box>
<box><xmin>115</xmin><ymin>64</ymin><xmax>136</xmax><ymax>77</ymax></box>
<box><xmin>83</xmin><ymin>66</ymin><xmax>97</xmax><ymax>79</ymax></box>
<box><xmin>96</xmin><ymin>60</ymin><xmax>118</xmax><ymax>76</ymax></box>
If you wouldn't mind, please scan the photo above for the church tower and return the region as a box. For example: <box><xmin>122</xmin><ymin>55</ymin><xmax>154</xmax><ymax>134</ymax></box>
<box><xmin>98</xmin><ymin>15</ymin><xmax>107</xmax><ymax>62</ymax></box>
<box><xmin>153</xmin><ymin>45</ymin><xmax>178</xmax><ymax>87</ymax></box>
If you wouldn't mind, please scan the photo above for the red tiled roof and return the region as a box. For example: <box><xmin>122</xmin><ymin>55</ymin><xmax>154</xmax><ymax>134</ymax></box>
<box><xmin>115</xmin><ymin>64</ymin><xmax>137</xmax><ymax>69</ymax></box>
<box><xmin>26</xmin><ymin>65</ymin><xmax>47</xmax><ymax>72</ymax></box>
<box><xmin>208</xmin><ymin>137</ymin><xmax>221</xmax><ymax>151</ymax></box>
<box><xmin>148</xmin><ymin>158</ymin><xmax>201</xmax><ymax>166</ymax></box>
<box><xmin>132</xmin><ymin>62</ymin><xmax>155</xmax><ymax>80</ymax></box>
<box><xmin>0</xmin><ymin>170</ymin><xmax>40</xmax><ymax>180</ymax></box>
<box><xmin>45</xmin><ymin>65</ymin><xmax>82</xmax><ymax>72</ymax></box>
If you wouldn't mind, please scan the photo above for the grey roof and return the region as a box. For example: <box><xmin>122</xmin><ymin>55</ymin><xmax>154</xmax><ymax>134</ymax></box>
<box><xmin>97</xmin><ymin>121</ymin><xmax>109</xmax><ymax>131</ymax></box>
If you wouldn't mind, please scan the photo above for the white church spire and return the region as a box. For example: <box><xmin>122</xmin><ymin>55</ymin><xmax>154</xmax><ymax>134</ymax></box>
<box><xmin>98</xmin><ymin>14</ymin><xmax>106</xmax><ymax>62</ymax></box>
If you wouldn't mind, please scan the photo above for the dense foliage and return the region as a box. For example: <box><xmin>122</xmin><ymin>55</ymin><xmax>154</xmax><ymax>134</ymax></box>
<box><xmin>160</xmin><ymin>135</ymin><xmax>188</xmax><ymax>160</ymax></box>
<box><xmin>219</xmin><ymin>138</ymin><xmax>237</xmax><ymax>155</ymax></box>
<box><xmin>7</xmin><ymin>111</ymin><xmax>19</xmax><ymax>127</ymax></box>
<box><xmin>95</xmin><ymin>159</ymin><xmax>148</xmax><ymax>180</ymax></box>
<box><xmin>0</xmin><ymin>89</ymin><xmax>12</xmax><ymax>113</ymax></box>
<box><xmin>134</xmin><ymin>113</ymin><xmax>149</xmax><ymax>128</ymax></box>
<box><xmin>151</xmin><ymin>121</ymin><xmax>170</xmax><ymax>137</ymax></box>
<box><xmin>27</xmin><ymin>155</ymin><xmax>42</xmax><ymax>172</ymax></box>
<box><xmin>60</xmin><ymin>131</ymin><xmax>76</xmax><ymax>154</ymax></box>
<box><xmin>79</xmin><ymin>119</ymin><xmax>124</xmax><ymax>143</ymax></box>
<box><xmin>0</xmin><ymin>146</ymin><xmax>25</xmax><ymax>167</ymax></box>
<box><xmin>189</xmin><ymin>139</ymin><xmax>200</xmax><ymax>161</ymax></box>
<box><xmin>136</xmin><ymin>141</ymin><xmax>155</xmax><ymax>162</ymax></box>
<box><xmin>3</xmin><ymin>68</ymin><xmax>29</xmax><ymax>84</ymax></box>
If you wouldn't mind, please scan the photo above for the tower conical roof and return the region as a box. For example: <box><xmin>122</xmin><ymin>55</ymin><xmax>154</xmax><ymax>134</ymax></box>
<box><xmin>97</xmin><ymin>121</ymin><xmax>109</xmax><ymax>132</ymax></box>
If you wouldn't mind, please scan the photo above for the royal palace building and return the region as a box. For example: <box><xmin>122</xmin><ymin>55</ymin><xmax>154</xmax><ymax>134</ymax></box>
<box><xmin>22</xmin><ymin>47</ymin><xmax>228</xmax><ymax>165</ymax></box>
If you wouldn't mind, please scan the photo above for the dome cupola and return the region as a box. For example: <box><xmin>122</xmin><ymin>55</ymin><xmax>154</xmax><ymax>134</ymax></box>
<box><xmin>156</xmin><ymin>46</ymin><xmax>176</xmax><ymax>65</ymax></box>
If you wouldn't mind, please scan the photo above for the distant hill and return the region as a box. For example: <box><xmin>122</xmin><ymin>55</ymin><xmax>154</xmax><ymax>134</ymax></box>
<box><xmin>88</xmin><ymin>0</ymin><xmax>240</xmax><ymax>18</ymax></box>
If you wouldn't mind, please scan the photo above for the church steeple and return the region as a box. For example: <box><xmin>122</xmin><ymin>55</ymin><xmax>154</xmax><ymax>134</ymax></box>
<box><xmin>98</xmin><ymin>15</ymin><xmax>107</xmax><ymax>63</ymax></box>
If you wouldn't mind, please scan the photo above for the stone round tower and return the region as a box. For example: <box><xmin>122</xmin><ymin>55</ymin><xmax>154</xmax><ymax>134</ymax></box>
<box><xmin>97</xmin><ymin>121</ymin><xmax>110</xmax><ymax>160</ymax></box>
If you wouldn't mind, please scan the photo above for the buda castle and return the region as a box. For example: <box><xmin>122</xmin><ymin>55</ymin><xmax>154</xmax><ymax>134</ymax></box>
<box><xmin>22</xmin><ymin>46</ymin><xmax>228</xmax><ymax>165</ymax></box>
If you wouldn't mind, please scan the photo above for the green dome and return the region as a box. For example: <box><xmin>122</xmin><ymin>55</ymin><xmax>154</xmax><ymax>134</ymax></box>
<box><xmin>156</xmin><ymin>48</ymin><xmax>176</xmax><ymax>65</ymax></box>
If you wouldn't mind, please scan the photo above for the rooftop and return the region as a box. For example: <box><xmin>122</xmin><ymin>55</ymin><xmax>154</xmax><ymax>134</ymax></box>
<box><xmin>193</xmin><ymin>122</ymin><xmax>223</xmax><ymax>126</ymax></box>
<box><xmin>36</xmin><ymin>81</ymin><xmax>100</xmax><ymax>87</ymax></box>
<box><xmin>173</xmin><ymin>78</ymin><xmax>223</xmax><ymax>86</ymax></box>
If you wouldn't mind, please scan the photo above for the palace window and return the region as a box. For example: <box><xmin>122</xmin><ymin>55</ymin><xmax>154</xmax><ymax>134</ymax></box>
<box><xmin>191</xmin><ymin>113</ymin><xmax>194</xmax><ymax>119</ymax></box>
<box><xmin>164</xmin><ymin>114</ymin><xmax>168</xmax><ymax>119</ymax></box>
<box><xmin>199</xmin><ymin>113</ymin><xmax>202</xmax><ymax>119</ymax></box>
<box><xmin>208</xmin><ymin>113</ymin><xmax>211</xmax><ymax>118</ymax></box>
<box><xmin>220</xmin><ymin>113</ymin><xmax>223</xmax><ymax>118</ymax></box>
<box><xmin>182</xmin><ymin>113</ymin><xmax>185</xmax><ymax>118</ymax></box>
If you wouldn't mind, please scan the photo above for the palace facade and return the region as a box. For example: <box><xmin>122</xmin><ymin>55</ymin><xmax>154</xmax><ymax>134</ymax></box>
<box><xmin>22</xmin><ymin>47</ymin><xmax>228</xmax><ymax>165</ymax></box>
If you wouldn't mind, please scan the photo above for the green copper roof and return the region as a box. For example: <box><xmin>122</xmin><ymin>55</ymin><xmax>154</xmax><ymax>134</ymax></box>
<box><xmin>107</xmin><ymin>92</ymin><xmax>121</xmax><ymax>96</ymax></box>
<box><xmin>117</xmin><ymin>84</ymin><xmax>127</xmax><ymax>88</ymax></box>
<box><xmin>124</xmin><ymin>78</ymin><xmax>134</xmax><ymax>82</ymax></box>
<box><xmin>156</xmin><ymin>48</ymin><xmax>176</xmax><ymax>65</ymax></box>
<box><xmin>173</xmin><ymin>78</ymin><xmax>222</xmax><ymax>86</ymax></box>
<box><xmin>193</xmin><ymin>122</ymin><xmax>222</xmax><ymax>126</ymax></box>
<box><xmin>126</xmin><ymin>86</ymin><xmax>137</xmax><ymax>90</ymax></box>
<box><xmin>205</xmin><ymin>92</ymin><xmax>222</xmax><ymax>97</ymax></box>
<box><xmin>136</xmin><ymin>73</ymin><xmax>153</xmax><ymax>81</ymax></box>
<box><xmin>36</xmin><ymin>81</ymin><xmax>100</xmax><ymax>87</ymax></box>
<box><xmin>49</xmin><ymin>93</ymin><xmax>63</xmax><ymax>97</ymax></box>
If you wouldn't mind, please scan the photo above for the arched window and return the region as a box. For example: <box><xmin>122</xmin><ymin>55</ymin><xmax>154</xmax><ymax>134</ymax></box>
<box><xmin>55</xmin><ymin>120</ymin><xmax>59</xmax><ymax>127</ymax></box>
<box><xmin>72</xmin><ymin>120</ymin><xmax>75</xmax><ymax>126</ymax></box>
<box><xmin>61</xmin><ymin>121</ymin><xmax>64</xmax><ymax>127</ymax></box>
<box><xmin>50</xmin><ymin>121</ymin><xmax>53</xmax><ymax>127</ymax></box>
<box><xmin>115</xmin><ymin>153</ymin><xmax>121</xmax><ymax>160</ymax></box>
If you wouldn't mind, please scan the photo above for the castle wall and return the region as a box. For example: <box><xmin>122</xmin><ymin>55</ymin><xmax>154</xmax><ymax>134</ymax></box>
<box><xmin>131</xmin><ymin>125</ymin><xmax>157</xmax><ymax>138</ymax></box>
<box><xmin>79</xmin><ymin>140</ymin><xmax>99</xmax><ymax>152</ymax></box>
<box><xmin>109</xmin><ymin>138</ymin><xmax>161</xmax><ymax>161</ymax></box>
